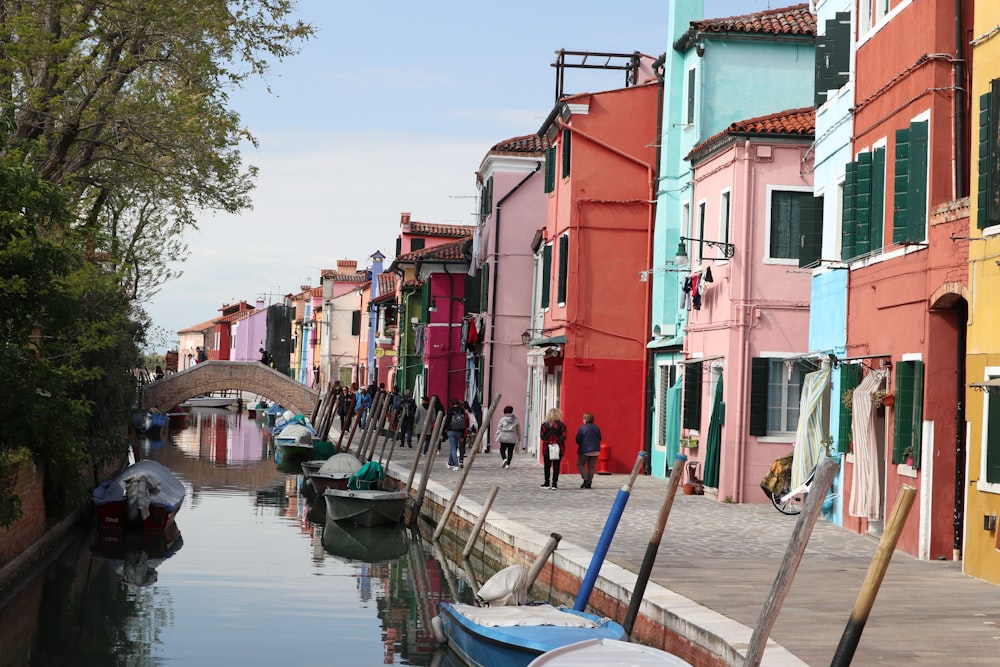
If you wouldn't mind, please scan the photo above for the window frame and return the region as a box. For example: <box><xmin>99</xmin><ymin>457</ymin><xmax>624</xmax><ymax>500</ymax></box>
<box><xmin>719</xmin><ymin>189</ymin><xmax>731</xmax><ymax>262</ymax></box>
<box><xmin>749</xmin><ymin>355</ymin><xmax>806</xmax><ymax>439</ymax></box>
<box><xmin>556</xmin><ymin>233</ymin><xmax>569</xmax><ymax>306</ymax></box>
<box><xmin>765</xmin><ymin>185</ymin><xmax>814</xmax><ymax>265</ymax></box>
<box><xmin>980</xmin><ymin>366</ymin><xmax>1000</xmax><ymax>489</ymax></box>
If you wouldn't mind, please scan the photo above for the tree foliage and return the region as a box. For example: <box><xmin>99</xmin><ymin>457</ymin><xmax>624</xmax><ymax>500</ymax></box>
<box><xmin>0</xmin><ymin>0</ymin><xmax>313</xmax><ymax>299</ymax></box>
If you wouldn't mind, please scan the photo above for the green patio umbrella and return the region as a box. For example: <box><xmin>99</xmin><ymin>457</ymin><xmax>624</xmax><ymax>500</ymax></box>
<box><xmin>703</xmin><ymin>373</ymin><xmax>724</xmax><ymax>488</ymax></box>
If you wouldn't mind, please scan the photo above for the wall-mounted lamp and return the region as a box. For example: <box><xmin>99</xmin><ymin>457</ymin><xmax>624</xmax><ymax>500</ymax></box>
<box><xmin>521</xmin><ymin>329</ymin><xmax>547</xmax><ymax>346</ymax></box>
<box><xmin>428</xmin><ymin>295</ymin><xmax>466</xmax><ymax>313</ymax></box>
<box><xmin>676</xmin><ymin>236</ymin><xmax>735</xmax><ymax>262</ymax></box>
<box><xmin>969</xmin><ymin>378</ymin><xmax>1000</xmax><ymax>396</ymax></box>
<box><xmin>695</xmin><ymin>41</ymin><xmax>705</xmax><ymax>57</ymax></box>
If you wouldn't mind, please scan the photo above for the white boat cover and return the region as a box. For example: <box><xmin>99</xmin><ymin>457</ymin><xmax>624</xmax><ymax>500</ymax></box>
<box><xmin>93</xmin><ymin>460</ymin><xmax>186</xmax><ymax>520</ymax></box>
<box><xmin>448</xmin><ymin>603</ymin><xmax>598</xmax><ymax>629</ymax></box>
<box><xmin>527</xmin><ymin>638</ymin><xmax>694</xmax><ymax>666</ymax></box>
<box><xmin>276</xmin><ymin>423</ymin><xmax>314</xmax><ymax>444</ymax></box>
<box><xmin>476</xmin><ymin>564</ymin><xmax>529</xmax><ymax>606</ymax></box>
<box><xmin>318</xmin><ymin>453</ymin><xmax>362</xmax><ymax>475</ymax></box>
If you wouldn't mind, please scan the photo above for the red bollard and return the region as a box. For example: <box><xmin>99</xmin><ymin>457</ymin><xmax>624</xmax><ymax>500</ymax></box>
<box><xmin>596</xmin><ymin>441</ymin><xmax>612</xmax><ymax>475</ymax></box>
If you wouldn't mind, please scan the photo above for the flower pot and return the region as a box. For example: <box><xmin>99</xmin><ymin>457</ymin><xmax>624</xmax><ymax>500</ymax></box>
<box><xmin>881</xmin><ymin>394</ymin><xmax>895</xmax><ymax>407</ymax></box>
<box><xmin>682</xmin><ymin>483</ymin><xmax>696</xmax><ymax>495</ymax></box>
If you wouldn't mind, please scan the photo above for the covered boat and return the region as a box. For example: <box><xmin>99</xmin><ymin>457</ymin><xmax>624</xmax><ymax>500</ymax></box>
<box><xmin>303</xmin><ymin>453</ymin><xmax>363</xmax><ymax>494</ymax></box>
<box><xmin>435</xmin><ymin>602</ymin><xmax>626</xmax><ymax>667</ymax></box>
<box><xmin>527</xmin><ymin>638</ymin><xmax>693</xmax><ymax>666</ymax></box>
<box><xmin>323</xmin><ymin>487</ymin><xmax>407</xmax><ymax>527</ymax></box>
<box><xmin>92</xmin><ymin>460</ymin><xmax>186</xmax><ymax>530</ymax></box>
<box><xmin>273</xmin><ymin>421</ymin><xmax>316</xmax><ymax>459</ymax></box>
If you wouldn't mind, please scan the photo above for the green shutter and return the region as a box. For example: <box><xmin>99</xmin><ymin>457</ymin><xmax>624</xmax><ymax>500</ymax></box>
<box><xmin>837</xmin><ymin>363</ymin><xmax>862</xmax><ymax>453</ymax></box>
<box><xmin>855</xmin><ymin>152</ymin><xmax>872</xmax><ymax>254</ymax></box>
<box><xmin>557</xmin><ymin>234</ymin><xmax>568</xmax><ymax>304</ymax></box>
<box><xmin>682</xmin><ymin>362</ymin><xmax>703</xmax><ymax>430</ymax></box>
<box><xmin>831</xmin><ymin>13</ymin><xmax>851</xmax><ymax>88</ymax></box>
<box><xmin>892</xmin><ymin>360</ymin><xmax>924</xmax><ymax>466</ymax></box>
<box><xmin>978</xmin><ymin>89</ymin><xmax>992</xmax><ymax>229</ymax></box>
<box><xmin>798</xmin><ymin>194</ymin><xmax>824</xmax><ymax>267</ymax></box>
<box><xmin>986</xmin><ymin>382</ymin><xmax>1000</xmax><ymax>483</ymax></box>
<box><xmin>907</xmin><ymin>121</ymin><xmax>928</xmax><ymax>243</ymax></box>
<box><xmin>544</xmin><ymin>147</ymin><xmax>556</xmax><ymax>193</ymax></box>
<box><xmin>749</xmin><ymin>357</ymin><xmax>769</xmax><ymax>436</ymax></box>
<box><xmin>814</xmin><ymin>31</ymin><xmax>831</xmax><ymax>108</ymax></box>
<box><xmin>561</xmin><ymin>131</ymin><xmax>571</xmax><ymax>179</ymax></box>
<box><xmin>893</xmin><ymin>127</ymin><xmax>910</xmax><ymax>243</ymax></box>
<box><xmin>842</xmin><ymin>161</ymin><xmax>857</xmax><ymax>260</ymax></box>
<box><xmin>687</xmin><ymin>68</ymin><xmax>696</xmax><ymax>124</ymax></box>
<box><xmin>871</xmin><ymin>147</ymin><xmax>886</xmax><ymax>251</ymax></box>
<box><xmin>989</xmin><ymin>80</ymin><xmax>1000</xmax><ymax>228</ymax></box>
<box><xmin>541</xmin><ymin>243</ymin><xmax>552</xmax><ymax>308</ymax></box>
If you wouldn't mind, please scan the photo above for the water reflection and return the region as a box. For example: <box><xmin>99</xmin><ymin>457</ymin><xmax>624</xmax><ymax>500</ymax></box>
<box><xmin>0</xmin><ymin>407</ymin><xmax>477</xmax><ymax>666</ymax></box>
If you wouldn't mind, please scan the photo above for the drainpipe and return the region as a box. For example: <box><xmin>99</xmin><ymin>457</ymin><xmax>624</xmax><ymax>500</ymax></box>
<box><xmin>554</xmin><ymin>118</ymin><xmax>656</xmax><ymax>471</ymax></box>
<box><xmin>953</xmin><ymin>0</ymin><xmax>966</xmax><ymax>197</ymax></box>
<box><xmin>646</xmin><ymin>52</ymin><xmax>666</xmax><ymax>472</ymax></box>
<box><xmin>734</xmin><ymin>139</ymin><xmax>755</xmax><ymax>503</ymax></box>
<box><xmin>486</xmin><ymin>162</ymin><xmax>543</xmax><ymax>424</ymax></box>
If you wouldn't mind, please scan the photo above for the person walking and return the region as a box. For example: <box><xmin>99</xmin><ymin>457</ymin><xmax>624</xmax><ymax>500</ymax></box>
<box><xmin>494</xmin><ymin>406</ymin><xmax>521</xmax><ymax>468</ymax></box>
<box><xmin>575</xmin><ymin>412</ymin><xmax>602</xmax><ymax>488</ymax></box>
<box><xmin>338</xmin><ymin>385</ymin><xmax>354</xmax><ymax>431</ymax></box>
<box><xmin>397</xmin><ymin>389</ymin><xmax>417</xmax><ymax>448</ymax></box>
<box><xmin>195</xmin><ymin>346</ymin><xmax>207</xmax><ymax>363</ymax></box>
<box><xmin>539</xmin><ymin>408</ymin><xmax>567</xmax><ymax>489</ymax></box>
<box><xmin>415</xmin><ymin>396</ymin><xmax>430</xmax><ymax>452</ymax></box>
<box><xmin>445</xmin><ymin>398</ymin><xmax>468</xmax><ymax>470</ymax></box>
<box><xmin>153</xmin><ymin>365</ymin><xmax>165</xmax><ymax>381</ymax></box>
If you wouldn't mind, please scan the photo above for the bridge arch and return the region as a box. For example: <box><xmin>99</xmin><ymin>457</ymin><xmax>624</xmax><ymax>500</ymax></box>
<box><xmin>140</xmin><ymin>361</ymin><xmax>319</xmax><ymax>416</ymax></box>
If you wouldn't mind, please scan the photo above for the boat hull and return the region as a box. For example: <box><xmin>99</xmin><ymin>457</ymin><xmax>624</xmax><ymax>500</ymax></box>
<box><xmin>301</xmin><ymin>461</ymin><xmax>352</xmax><ymax>493</ymax></box>
<box><xmin>437</xmin><ymin>603</ymin><xmax>626</xmax><ymax>667</ymax></box>
<box><xmin>527</xmin><ymin>638</ymin><xmax>693</xmax><ymax>666</ymax></box>
<box><xmin>323</xmin><ymin>488</ymin><xmax>407</xmax><ymax>527</ymax></box>
<box><xmin>92</xmin><ymin>460</ymin><xmax>186</xmax><ymax>531</ymax></box>
<box><xmin>183</xmin><ymin>396</ymin><xmax>237</xmax><ymax>408</ymax></box>
<box><xmin>320</xmin><ymin>521</ymin><xmax>408</xmax><ymax>561</ymax></box>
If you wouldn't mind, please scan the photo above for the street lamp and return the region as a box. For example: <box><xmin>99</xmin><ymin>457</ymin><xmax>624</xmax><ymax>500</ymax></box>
<box><xmin>677</xmin><ymin>236</ymin><xmax>735</xmax><ymax>262</ymax></box>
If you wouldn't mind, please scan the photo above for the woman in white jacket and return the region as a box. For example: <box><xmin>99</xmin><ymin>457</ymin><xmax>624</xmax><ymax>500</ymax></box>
<box><xmin>494</xmin><ymin>406</ymin><xmax>522</xmax><ymax>468</ymax></box>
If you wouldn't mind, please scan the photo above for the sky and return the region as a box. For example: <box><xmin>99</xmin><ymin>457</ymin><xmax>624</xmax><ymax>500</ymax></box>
<box><xmin>143</xmin><ymin>0</ymin><xmax>777</xmax><ymax>349</ymax></box>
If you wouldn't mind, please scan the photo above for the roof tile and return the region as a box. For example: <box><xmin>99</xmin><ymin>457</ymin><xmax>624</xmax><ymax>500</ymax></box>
<box><xmin>490</xmin><ymin>133</ymin><xmax>551</xmax><ymax>154</ymax></box>
<box><xmin>407</xmin><ymin>222</ymin><xmax>474</xmax><ymax>238</ymax></box>
<box><xmin>688</xmin><ymin>107</ymin><xmax>815</xmax><ymax>161</ymax></box>
<box><xmin>691</xmin><ymin>3</ymin><xmax>815</xmax><ymax>36</ymax></box>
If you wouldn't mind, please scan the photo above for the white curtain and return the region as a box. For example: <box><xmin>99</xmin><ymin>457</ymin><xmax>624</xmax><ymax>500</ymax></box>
<box><xmin>791</xmin><ymin>364</ymin><xmax>832</xmax><ymax>491</ymax></box>
<box><xmin>849</xmin><ymin>369</ymin><xmax>887</xmax><ymax>520</ymax></box>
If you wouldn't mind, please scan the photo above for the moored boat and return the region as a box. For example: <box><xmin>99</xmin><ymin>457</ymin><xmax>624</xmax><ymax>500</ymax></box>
<box><xmin>527</xmin><ymin>638</ymin><xmax>693</xmax><ymax>666</ymax></box>
<box><xmin>182</xmin><ymin>395</ymin><xmax>238</xmax><ymax>408</ymax></box>
<box><xmin>92</xmin><ymin>460</ymin><xmax>186</xmax><ymax>530</ymax></box>
<box><xmin>323</xmin><ymin>487</ymin><xmax>408</xmax><ymax>527</ymax></box>
<box><xmin>302</xmin><ymin>453</ymin><xmax>363</xmax><ymax>493</ymax></box>
<box><xmin>435</xmin><ymin>602</ymin><xmax>626</xmax><ymax>667</ymax></box>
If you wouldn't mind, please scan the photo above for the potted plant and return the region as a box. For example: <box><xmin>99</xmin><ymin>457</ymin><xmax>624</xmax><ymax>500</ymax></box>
<box><xmin>901</xmin><ymin>447</ymin><xmax>913</xmax><ymax>466</ymax></box>
<box><xmin>680</xmin><ymin>437</ymin><xmax>699</xmax><ymax>449</ymax></box>
<box><xmin>873</xmin><ymin>389</ymin><xmax>890</xmax><ymax>408</ymax></box>
<box><xmin>841</xmin><ymin>389</ymin><xmax>854</xmax><ymax>410</ymax></box>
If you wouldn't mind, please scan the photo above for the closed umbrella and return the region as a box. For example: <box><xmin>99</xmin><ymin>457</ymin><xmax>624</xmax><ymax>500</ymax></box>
<box><xmin>665</xmin><ymin>378</ymin><xmax>683</xmax><ymax>464</ymax></box>
<box><xmin>703</xmin><ymin>373</ymin><xmax>724</xmax><ymax>488</ymax></box>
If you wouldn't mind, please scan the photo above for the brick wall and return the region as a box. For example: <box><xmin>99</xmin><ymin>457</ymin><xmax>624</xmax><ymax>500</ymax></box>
<box><xmin>0</xmin><ymin>462</ymin><xmax>47</xmax><ymax>567</ymax></box>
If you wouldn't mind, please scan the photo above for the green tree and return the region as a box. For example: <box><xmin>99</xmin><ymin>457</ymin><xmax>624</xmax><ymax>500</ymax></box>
<box><xmin>0</xmin><ymin>0</ymin><xmax>313</xmax><ymax>299</ymax></box>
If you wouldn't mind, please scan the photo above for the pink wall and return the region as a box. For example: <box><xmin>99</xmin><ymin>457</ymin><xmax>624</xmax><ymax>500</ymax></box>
<box><xmin>685</xmin><ymin>138</ymin><xmax>812</xmax><ymax>502</ymax></box>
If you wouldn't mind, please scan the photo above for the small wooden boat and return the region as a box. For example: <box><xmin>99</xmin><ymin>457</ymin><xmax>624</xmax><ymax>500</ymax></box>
<box><xmin>182</xmin><ymin>395</ymin><xmax>238</xmax><ymax>408</ymax></box>
<box><xmin>92</xmin><ymin>460</ymin><xmax>186</xmax><ymax>530</ymax></box>
<box><xmin>320</xmin><ymin>520</ymin><xmax>408</xmax><ymax>561</ymax></box>
<box><xmin>527</xmin><ymin>638</ymin><xmax>693</xmax><ymax>666</ymax></box>
<box><xmin>302</xmin><ymin>453</ymin><xmax>363</xmax><ymax>494</ymax></box>
<box><xmin>323</xmin><ymin>487</ymin><xmax>408</xmax><ymax>527</ymax></box>
<box><xmin>435</xmin><ymin>602</ymin><xmax>626</xmax><ymax>667</ymax></box>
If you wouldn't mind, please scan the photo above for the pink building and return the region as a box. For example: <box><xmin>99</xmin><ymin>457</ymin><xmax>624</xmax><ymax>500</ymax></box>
<box><xmin>472</xmin><ymin>134</ymin><xmax>549</xmax><ymax>442</ymax></box>
<box><xmin>681</xmin><ymin>108</ymin><xmax>816</xmax><ymax>503</ymax></box>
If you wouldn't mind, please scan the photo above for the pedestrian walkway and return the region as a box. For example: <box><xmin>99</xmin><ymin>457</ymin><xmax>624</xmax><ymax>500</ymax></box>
<box><xmin>379</xmin><ymin>441</ymin><xmax>1000</xmax><ymax>666</ymax></box>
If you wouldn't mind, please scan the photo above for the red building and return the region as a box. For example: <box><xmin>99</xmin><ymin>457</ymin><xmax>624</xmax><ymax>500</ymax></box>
<box><xmin>842</xmin><ymin>0</ymin><xmax>973</xmax><ymax>559</ymax></box>
<box><xmin>526</xmin><ymin>64</ymin><xmax>659</xmax><ymax>474</ymax></box>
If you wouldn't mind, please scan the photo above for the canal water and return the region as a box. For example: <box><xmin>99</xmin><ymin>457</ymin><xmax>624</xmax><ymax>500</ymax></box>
<box><xmin>0</xmin><ymin>408</ymin><xmax>478</xmax><ymax>667</ymax></box>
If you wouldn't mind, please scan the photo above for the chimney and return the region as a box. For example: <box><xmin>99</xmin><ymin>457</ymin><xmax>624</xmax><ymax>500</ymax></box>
<box><xmin>401</xmin><ymin>212</ymin><xmax>411</xmax><ymax>226</ymax></box>
<box><xmin>255</xmin><ymin>298</ymin><xmax>264</xmax><ymax>310</ymax></box>
<box><xmin>337</xmin><ymin>259</ymin><xmax>357</xmax><ymax>272</ymax></box>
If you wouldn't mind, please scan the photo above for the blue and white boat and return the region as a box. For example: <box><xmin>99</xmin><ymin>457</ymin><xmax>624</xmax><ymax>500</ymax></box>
<box><xmin>527</xmin><ymin>638</ymin><xmax>693</xmax><ymax>666</ymax></box>
<box><xmin>434</xmin><ymin>602</ymin><xmax>626</xmax><ymax>667</ymax></box>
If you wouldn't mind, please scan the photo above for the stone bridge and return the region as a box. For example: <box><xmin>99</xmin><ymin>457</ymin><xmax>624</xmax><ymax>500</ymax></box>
<box><xmin>140</xmin><ymin>361</ymin><xmax>319</xmax><ymax>416</ymax></box>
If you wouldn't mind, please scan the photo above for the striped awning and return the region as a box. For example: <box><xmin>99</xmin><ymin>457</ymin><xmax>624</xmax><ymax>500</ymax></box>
<box><xmin>790</xmin><ymin>364</ymin><xmax>831</xmax><ymax>491</ymax></box>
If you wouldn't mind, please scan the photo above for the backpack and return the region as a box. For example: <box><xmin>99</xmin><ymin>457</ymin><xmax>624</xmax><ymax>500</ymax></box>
<box><xmin>401</xmin><ymin>397</ymin><xmax>416</xmax><ymax>419</ymax></box>
<box><xmin>448</xmin><ymin>409</ymin><xmax>466</xmax><ymax>432</ymax></box>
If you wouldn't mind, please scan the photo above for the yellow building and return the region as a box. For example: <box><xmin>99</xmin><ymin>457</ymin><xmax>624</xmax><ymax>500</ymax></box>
<box><xmin>965</xmin><ymin>6</ymin><xmax>1000</xmax><ymax>584</ymax></box>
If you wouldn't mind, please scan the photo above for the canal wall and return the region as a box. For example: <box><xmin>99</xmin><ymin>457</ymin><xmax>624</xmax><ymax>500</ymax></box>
<box><xmin>392</xmin><ymin>468</ymin><xmax>802</xmax><ymax>667</ymax></box>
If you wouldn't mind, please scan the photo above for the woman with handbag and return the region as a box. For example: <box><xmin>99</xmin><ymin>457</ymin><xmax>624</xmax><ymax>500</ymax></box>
<box><xmin>539</xmin><ymin>408</ymin><xmax>567</xmax><ymax>489</ymax></box>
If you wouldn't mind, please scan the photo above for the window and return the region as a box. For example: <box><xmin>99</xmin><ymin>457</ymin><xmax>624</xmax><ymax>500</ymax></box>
<box><xmin>557</xmin><ymin>234</ymin><xmax>569</xmax><ymax>304</ymax></box>
<box><xmin>480</xmin><ymin>176</ymin><xmax>493</xmax><ymax>222</ymax></box>
<box><xmin>561</xmin><ymin>131</ymin><xmax>571</xmax><ymax>179</ymax></box>
<box><xmin>977</xmin><ymin>79</ymin><xmax>1000</xmax><ymax>230</ymax></box>
<box><xmin>719</xmin><ymin>190</ymin><xmax>731</xmax><ymax>247</ymax></box>
<box><xmin>351</xmin><ymin>310</ymin><xmax>361</xmax><ymax>336</ymax></box>
<box><xmin>983</xmin><ymin>371</ymin><xmax>1000</xmax><ymax>485</ymax></box>
<box><xmin>749</xmin><ymin>358</ymin><xmax>805</xmax><ymax>436</ymax></box>
<box><xmin>686</xmin><ymin>68</ymin><xmax>696</xmax><ymax>125</ymax></box>
<box><xmin>540</xmin><ymin>243</ymin><xmax>552</xmax><ymax>308</ymax></box>
<box><xmin>892</xmin><ymin>359</ymin><xmax>924</xmax><ymax>467</ymax></box>
<box><xmin>893</xmin><ymin>120</ymin><xmax>929</xmax><ymax>244</ymax></box>
<box><xmin>544</xmin><ymin>146</ymin><xmax>557</xmax><ymax>193</ymax></box>
<box><xmin>837</xmin><ymin>363</ymin><xmax>862</xmax><ymax>453</ymax></box>
<box><xmin>842</xmin><ymin>148</ymin><xmax>886</xmax><ymax>260</ymax></box>
<box><xmin>697</xmin><ymin>201</ymin><xmax>706</xmax><ymax>261</ymax></box>
<box><xmin>410</xmin><ymin>238</ymin><xmax>425</xmax><ymax>252</ymax></box>
<box><xmin>768</xmin><ymin>190</ymin><xmax>816</xmax><ymax>261</ymax></box>
<box><xmin>682</xmin><ymin>361</ymin><xmax>703</xmax><ymax>430</ymax></box>
<box><xmin>814</xmin><ymin>12</ymin><xmax>851</xmax><ymax>107</ymax></box>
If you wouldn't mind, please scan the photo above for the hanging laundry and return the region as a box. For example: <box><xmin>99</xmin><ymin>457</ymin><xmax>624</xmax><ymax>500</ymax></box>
<box><xmin>704</xmin><ymin>266</ymin><xmax>714</xmax><ymax>283</ymax></box>
<box><xmin>691</xmin><ymin>274</ymin><xmax>702</xmax><ymax>310</ymax></box>
<box><xmin>466</xmin><ymin>317</ymin><xmax>480</xmax><ymax>352</ymax></box>
<box><xmin>682</xmin><ymin>276</ymin><xmax>693</xmax><ymax>310</ymax></box>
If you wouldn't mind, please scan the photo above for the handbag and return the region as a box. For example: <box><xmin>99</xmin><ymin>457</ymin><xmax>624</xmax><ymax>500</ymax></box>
<box><xmin>547</xmin><ymin>443</ymin><xmax>561</xmax><ymax>460</ymax></box>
